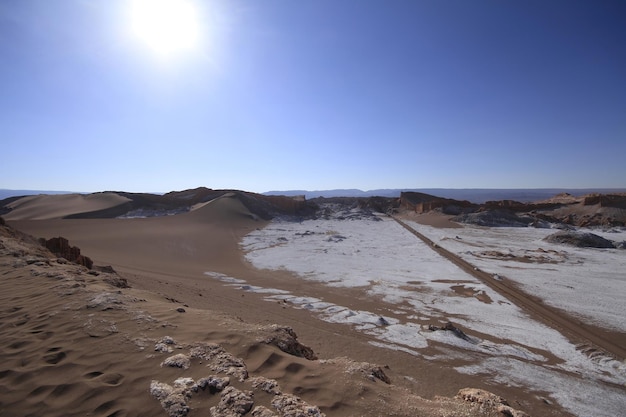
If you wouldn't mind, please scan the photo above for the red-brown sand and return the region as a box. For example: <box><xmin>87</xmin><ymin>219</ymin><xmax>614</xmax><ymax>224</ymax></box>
<box><xmin>1</xmin><ymin>195</ymin><xmax>564</xmax><ymax>416</ymax></box>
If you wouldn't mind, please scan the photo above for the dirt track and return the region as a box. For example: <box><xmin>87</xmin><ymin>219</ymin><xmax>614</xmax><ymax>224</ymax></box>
<box><xmin>393</xmin><ymin>217</ymin><xmax>626</xmax><ymax>361</ymax></box>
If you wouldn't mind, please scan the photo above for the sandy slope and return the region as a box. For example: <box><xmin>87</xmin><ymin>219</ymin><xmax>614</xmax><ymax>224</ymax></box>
<box><xmin>2</xmin><ymin>195</ymin><xmax>559</xmax><ymax>416</ymax></box>
<box><xmin>3</xmin><ymin>193</ymin><xmax>131</xmax><ymax>220</ymax></box>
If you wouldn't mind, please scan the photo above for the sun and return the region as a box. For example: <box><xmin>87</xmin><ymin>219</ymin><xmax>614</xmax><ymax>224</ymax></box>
<box><xmin>130</xmin><ymin>0</ymin><xmax>200</xmax><ymax>57</ymax></box>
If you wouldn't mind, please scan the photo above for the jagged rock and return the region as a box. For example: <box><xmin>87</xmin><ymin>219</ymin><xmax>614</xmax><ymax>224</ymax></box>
<box><xmin>251</xmin><ymin>406</ymin><xmax>277</xmax><ymax>417</ymax></box>
<box><xmin>261</xmin><ymin>325</ymin><xmax>317</xmax><ymax>360</ymax></box>
<box><xmin>41</xmin><ymin>236</ymin><xmax>93</xmax><ymax>269</ymax></box>
<box><xmin>161</xmin><ymin>353</ymin><xmax>191</xmax><ymax>369</ymax></box>
<box><xmin>249</xmin><ymin>376</ymin><xmax>281</xmax><ymax>394</ymax></box>
<box><xmin>210</xmin><ymin>386</ymin><xmax>254</xmax><ymax>417</ymax></box>
<box><xmin>271</xmin><ymin>393</ymin><xmax>325</xmax><ymax>417</ymax></box>
<box><xmin>428</xmin><ymin>322</ymin><xmax>475</xmax><ymax>343</ymax></box>
<box><xmin>189</xmin><ymin>343</ymin><xmax>248</xmax><ymax>381</ymax></box>
<box><xmin>543</xmin><ymin>231</ymin><xmax>615</xmax><ymax>248</ymax></box>
<box><xmin>103</xmin><ymin>274</ymin><xmax>130</xmax><ymax>288</ymax></box>
<box><xmin>193</xmin><ymin>376</ymin><xmax>230</xmax><ymax>393</ymax></box>
<box><xmin>457</xmin><ymin>388</ymin><xmax>530</xmax><ymax>417</ymax></box>
<box><xmin>150</xmin><ymin>380</ymin><xmax>191</xmax><ymax>417</ymax></box>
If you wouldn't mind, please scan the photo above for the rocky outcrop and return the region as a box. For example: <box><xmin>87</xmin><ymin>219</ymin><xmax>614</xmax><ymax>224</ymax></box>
<box><xmin>428</xmin><ymin>322</ymin><xmax>476</xmax><ymax>343</ymax></box>
<box><xmin>41</xmin><ymin>236</ymin><xmax>93</xmax><ymax>269</ymax></box>
<box><xmin>189</xmin><ymin>342</ymin><xmax>249</xmax><ymax>381</ymax></box>
<box><xmin>543</xmin><ymin>231</ymin><xmax>616</xmax><ymax>248</ymax></box>
<box><xmin>582</xmin><ymin>194</ymin><xmax>626</xmax><ymax>209</ymax></box>
<box><xmin>261</xmin><ymin>325</ymin><xmax>317</xmax><ymax>360</ymax></box>
<box><xmin>452</xmin><ymin>210</ymin><xmax>535</xmax><ymax>227</ymax></box>
<box><xmin>457</xmin><ymin>388</ymin><xmax>530</xmax><ymax>417</ymax></box>
<box><xmin>210</xmin><ymin>386</ymin><xmax>255</xmax><ymax>417</ymax></box>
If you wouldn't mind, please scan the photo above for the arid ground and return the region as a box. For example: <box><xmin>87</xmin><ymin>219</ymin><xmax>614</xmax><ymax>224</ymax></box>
<box><xmin>2</xmin><ymin>191</ymin><xmax>624</xmax><ymax>416</ymax></box>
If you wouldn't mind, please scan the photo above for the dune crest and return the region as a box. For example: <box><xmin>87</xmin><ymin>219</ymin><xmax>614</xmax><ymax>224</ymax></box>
<box><xmin>3</xmin><ymin>193</ymin><xmax>131</xmax><ymax>220</ymax></box>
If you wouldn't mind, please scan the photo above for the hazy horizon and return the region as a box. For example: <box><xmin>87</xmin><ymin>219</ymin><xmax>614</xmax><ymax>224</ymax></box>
<box><xmin>2</xmin><ymin>186</ymin><xmax>626</xmax><ymax>204</ymax></box>
<box><xmin>2</xmin><ymin>1</ymin><xmax>625</xmax><ymax>192</ymax></box>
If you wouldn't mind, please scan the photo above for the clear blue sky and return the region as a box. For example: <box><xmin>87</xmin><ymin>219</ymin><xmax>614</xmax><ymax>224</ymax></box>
<box><xmin>1</xmin><ymin>0</ymin><xmax>625</xmax><ymax>193</ymax></box>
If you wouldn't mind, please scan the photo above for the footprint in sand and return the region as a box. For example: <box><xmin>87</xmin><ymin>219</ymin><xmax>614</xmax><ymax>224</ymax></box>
<box><xmin>43</xmin><ymin>347</ymin><xmax>66</xmax><ymax>364</ymax></box>
<box><xmin>84</xmin><ymin>371</ymin><xmax>124</xmax><ymax>386</ymax></box>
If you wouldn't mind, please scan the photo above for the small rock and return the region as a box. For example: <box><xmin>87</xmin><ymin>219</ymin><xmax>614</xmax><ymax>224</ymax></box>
<box><xmin>193</xmin><ymin>376</ymin><xmax>230</xmax><ymax>393</ymax></box>
<box><xmin>249</xmin><ymin>376</ymin><xmax>281</xmax><ymax>395</ymax></box>
<box><xmin>251</xmin><ymin>406</ymin><xmax>277</xmax><ymax>417</ymax></box>
<box><xmin>271</xmin><ymin>393</ymin><xmax>325</xmax><ymax>417</ymax></box>
<box><xmin>161</xmin><ymin>353</ymin><xmax>191</xmax><ymax>369</ymax></box>
<box><xmin>176</xmin><ymin>307</ymin><xmax>186</xmax><ymax>313</ymax></box>
<box><xmin>155</xmin><ymin>343</ymin><xmax>173</xmax><ymax>353</ymax></box>
<box><xmin>210</xmin><ymin>386</ymin><xmax>254</xmax><ymax>417</ymax></box>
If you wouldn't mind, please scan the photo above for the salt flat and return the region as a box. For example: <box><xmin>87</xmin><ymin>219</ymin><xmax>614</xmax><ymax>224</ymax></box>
<box><xmin>404</xmin><ymin>220</ymin><xmax>626</xmax><ymax>333</ymax></box>
<box><xmin>206</xmin><ymin>208</ymin><xmax>626</xmax><ymax>417</ymax></box>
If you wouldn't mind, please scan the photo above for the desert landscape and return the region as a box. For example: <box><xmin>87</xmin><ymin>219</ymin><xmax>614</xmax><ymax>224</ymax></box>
<box><xmin>1</xmin><ymin>188</ymin><xmax>625</xmax><ymax>417</ymax></box>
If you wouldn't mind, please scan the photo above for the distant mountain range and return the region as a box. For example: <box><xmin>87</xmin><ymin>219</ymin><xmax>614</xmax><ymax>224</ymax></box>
<box><xmin>2</xmin><ymin>188</ymin><xmax>625</xmax><ymax>204</ymax></box>
<box><xmin>0</xmin><ymin>189</ymin><xmax>76</xmax><ymax>200</ymax></box>
<box><xmin>263</xmin><ymin>188</ymin><xmax>626</xmax><ymax>203</ymax></box>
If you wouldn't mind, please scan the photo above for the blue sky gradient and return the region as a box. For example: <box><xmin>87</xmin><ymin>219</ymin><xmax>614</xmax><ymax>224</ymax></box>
<box><xmin>1</xmin><ymin>0</ymin><xmax>625</xmax><ymax>193</ymax></box>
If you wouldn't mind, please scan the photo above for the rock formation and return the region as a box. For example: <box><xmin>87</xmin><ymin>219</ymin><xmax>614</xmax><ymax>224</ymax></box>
<box><xmin>41</xmin><ymin>236</ymin><xmax>93</xmax><ymax>269</ymax></box>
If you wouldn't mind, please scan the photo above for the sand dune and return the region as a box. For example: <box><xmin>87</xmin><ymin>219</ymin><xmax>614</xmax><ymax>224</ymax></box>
<box><xmin>0</xmin><ymin>219</ymin><xmax>535</xmax><ymax>417</ymax></box>
<box><xmin>3</xmin><ymin>193</ymin><xmax>131</xmax><ymax>220</ymax></box>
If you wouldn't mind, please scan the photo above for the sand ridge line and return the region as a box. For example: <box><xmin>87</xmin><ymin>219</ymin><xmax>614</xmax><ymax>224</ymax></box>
<box><xmin>392</xmin><ymin>216</ymin><xmax>626</xmax><ymax>361</ymax></box>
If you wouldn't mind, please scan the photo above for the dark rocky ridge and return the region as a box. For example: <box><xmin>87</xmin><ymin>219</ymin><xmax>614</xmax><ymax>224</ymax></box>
<box><xmin>543</xmin><ymin>231</ymin><xmax>616</xmax><ymax>248</ymax></box>
<box><xmin>2</xmin><ymin>187</ymin><xmax>625</xmax><ymax>228</ymax></box>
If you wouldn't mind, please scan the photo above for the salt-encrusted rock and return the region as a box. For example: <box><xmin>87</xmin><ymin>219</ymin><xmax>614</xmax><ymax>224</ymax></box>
<box><xmin>210</xmin><ymin>386</ymin><xmax>254</xmax><ymax>417</ymax></box>
<box><xmin>149</xmin><ymin>380</ymin><xmax>191</xmax><ymax>417</ymax></box>
<box><xmin>457</xmin><ymin>388</ymin><xmax>530</xmax><ymax>417</ymax></box>
<box><xmin>271</xmin><ymin>393</ymin><xmax>325</xmax><ymax>417</ymax></box>
<box><xmin>87</xmin><ymin>292</ymin><xmax>125</xmax><ymax>310</ymax></box>
<box><xmin>161</xmin><ymin>353</ymin><xmax>191</xmax><ymax>369</ymax></box>
<box><xmin>261</xmin><ymin>325</ymin><xmax>317</xmax><ymax>360</ymax></box>
<box><xmin>190</xmin><ymin>342</ymin><xmax>248</xmax><ymax>381</ymax></box>
<box><xmin>193</xmin><ymin>376</ymin><xmax>230</xmax><ymax>393</ymax></box>
<box><xmin>251</xmin><ymin>405</ymin><xmax>277</xmax><ymax>417</ymax></box>
<box><xmin>155</xmin><ymin>336</ymin><xmax>178</xmax><ymax>353</ymax></box>
<box><xmin>173</xmin><ymin>377</ymin><xmax>195</xmax><ymax>388</ymax></box>
<box><xmin>249</xmin><ymin>376</ymin><xmax>281</xmax><ymax>395</ymax></box>
<box><xmin>155</xmin><ymin>342</ymin><xmax>173</xmax><ymax>353</ymax></box>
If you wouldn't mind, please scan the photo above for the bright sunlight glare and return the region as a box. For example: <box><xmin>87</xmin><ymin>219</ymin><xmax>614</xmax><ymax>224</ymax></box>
<box><xmin>130</xmin><ymin>0</ymin><xmax>200</xmax><ymax>57</ymax></box>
